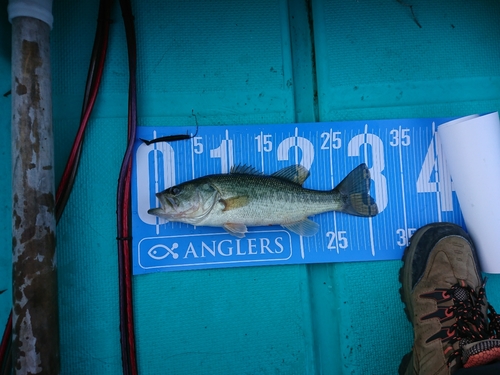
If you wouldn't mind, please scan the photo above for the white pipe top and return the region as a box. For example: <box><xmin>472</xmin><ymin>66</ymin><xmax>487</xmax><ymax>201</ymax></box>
<box><xmin>8</xmin><ymin>0</ymin><xmax>54</xmax><ymax>29</ymax></box>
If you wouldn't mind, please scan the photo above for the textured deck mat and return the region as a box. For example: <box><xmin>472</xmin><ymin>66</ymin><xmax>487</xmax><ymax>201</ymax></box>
<box><xmin>1</xmin><ymin>0</ymin><xmax>500</xmax><ymax>374</ymax></box>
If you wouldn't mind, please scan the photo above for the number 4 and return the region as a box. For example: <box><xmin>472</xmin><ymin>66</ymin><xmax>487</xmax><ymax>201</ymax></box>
<box><xmin>416</xmin><ymin>129</ymin><xmax>454</xmax><ymax>212</ymax></box>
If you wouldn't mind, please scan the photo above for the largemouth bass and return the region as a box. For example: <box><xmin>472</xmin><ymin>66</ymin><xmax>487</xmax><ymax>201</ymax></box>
<box><xmin>148</xmin><ymin>163</ymin><xmax>378</xmax><ymax>238</ymax></box>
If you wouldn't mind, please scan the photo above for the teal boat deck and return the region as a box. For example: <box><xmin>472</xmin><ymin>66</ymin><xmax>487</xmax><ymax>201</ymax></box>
<box><xmin>1</xmin><ymin>0</ymin><xmax>500</xmax><ymax>373</ymax></box>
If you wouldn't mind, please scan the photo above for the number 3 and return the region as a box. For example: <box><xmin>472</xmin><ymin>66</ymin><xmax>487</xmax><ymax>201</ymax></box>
<box><xmin>347</xmin><ymin>129</ymin><xmax>388</xmax><ymax>212</ymax></box>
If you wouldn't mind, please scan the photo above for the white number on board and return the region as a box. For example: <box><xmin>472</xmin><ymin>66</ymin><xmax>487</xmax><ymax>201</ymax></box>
<box><xmin>136</xmin><ymin>141</ymin><xmax>176</xmax><ymax>226</ymax></box>
<box><xmin>210</xmin><ymin>130</ymin><xmax>234</xmax><ymax>174</ymax></box>
<box><xmin>255</xmin><ymin>133</ymin><xmax>273</xmax><ymax>152</ymax></box>
<box><xmin>396</xmin><ymin>228</ymin><xmax>417</xmax><ymax>247</ymax></box>
<box><xmin>416</xmin><ymin>128</ymin><xmax>454</xmax><ymax>212</ymax></box>
<box><xmin>347</xmin><ymin>129</ymin><xmax>388</xmax><ymax>212</ymax></box>
<box><xmin>326</xmin><ymin>231</ymin><xmax>348</xmax><ymax>250</ymax></box>
<box><xmin>389</xmin><ymin>128</ymin><xmax>411</xmax><ymax>147</ymax></box>
<box><xmin>277</xmin><ymin>128</ymin><xmax>314</xmax><ymax>171</ymax></box>
<box><xmin>320</xmin><ymin>130</ymin><xmax>342</xmax><ymax>150</ymax></box>
<box><xmin>192</xmin><ymin>136</ymin><xmax>203</xmax><ymax>154</ymax></box>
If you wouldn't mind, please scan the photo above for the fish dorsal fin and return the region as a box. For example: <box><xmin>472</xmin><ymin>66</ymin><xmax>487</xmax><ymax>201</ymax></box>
<box><xmin>272</xmin><ymin>165</ymin><xmax>310</xmax><ymax>185</ymax></box>
<box><xmin>230</xmin><ymin>164</ymin><xmax>261</xmax><ymax>175</ymax></box>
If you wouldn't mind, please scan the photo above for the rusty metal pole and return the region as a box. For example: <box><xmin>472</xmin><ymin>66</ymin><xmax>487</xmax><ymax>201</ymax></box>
<box><xmin>10</xmin><ymin>11</ymin><xmax>59</xmax><ymax>375</ymax></box>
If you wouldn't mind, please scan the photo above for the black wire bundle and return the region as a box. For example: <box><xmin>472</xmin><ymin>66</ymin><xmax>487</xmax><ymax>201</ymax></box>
<box><xmin>116</xmin><ymin>0</ymin><xmax>139</xmax><ymax>373</ymax></box>
<box><xmin>56</xmin><ymin>0</ymin><xmax>114</xmax><ymax>221</ymax></box>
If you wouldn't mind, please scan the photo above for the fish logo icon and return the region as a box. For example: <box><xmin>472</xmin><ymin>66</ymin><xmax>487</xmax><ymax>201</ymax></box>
<box><xmin>147</xmin><ymin>243</ymin><xmax>179</xmax><ymax>260</ymax></box>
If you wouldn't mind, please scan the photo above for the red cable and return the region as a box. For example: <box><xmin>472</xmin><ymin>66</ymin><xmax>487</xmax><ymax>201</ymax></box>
<box><xmin>117</xmin><ymin>0</ymin><xmax>138</xmax><ymax>373</ymax></box>
<box><xmin>0</xmin><ymin>313</ymin><xmax>11</xmax><ymax>375</ymax></box>
<box><xmin>55</xmin><ymin>14</ymin><xmax>111</xmax><ymax>215</ymax></box>
<box><xmin>124</xmin><ymin>163</ymin><xmax>137</xmax><ymax>373</ymax></box>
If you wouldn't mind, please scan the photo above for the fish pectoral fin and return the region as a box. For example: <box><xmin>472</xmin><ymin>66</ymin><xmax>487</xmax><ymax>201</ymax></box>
<box><xmin>271</xmin><ymin>165</ymin><xmax>310</xmax><ymax>185</ymax></box>
<box><xmin>282</xmin><ymin>219</ymin><xmax>319</xmax><ymax>237</ymax></box>
<box><xmin>220</xmin><ymin>196</ymin><xmax>249</xmax><ymax>211</ymax></box>
<box><xmin>223</xmin><ymin>223</ymin><xmax>248</xmax><ymax>238</ymax></box>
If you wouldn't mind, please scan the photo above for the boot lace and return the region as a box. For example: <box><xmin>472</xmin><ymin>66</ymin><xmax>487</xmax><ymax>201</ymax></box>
<box><xmin>446</xmin><ymin>280</ymin><xmax>500</xmax><ymax>366</ymax></box>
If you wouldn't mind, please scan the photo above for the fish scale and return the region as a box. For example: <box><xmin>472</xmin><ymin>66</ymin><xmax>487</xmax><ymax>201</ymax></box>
<box><xmin>204</xmin><ymin>174</ymin><xmax>341</xmax><ymax>225</ymax></box>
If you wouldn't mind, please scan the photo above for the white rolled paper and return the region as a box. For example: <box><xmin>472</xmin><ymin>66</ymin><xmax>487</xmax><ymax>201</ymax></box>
<box><xmin>438</xmin><ymin>112</ymin><xmax>500</xmax><ymax>273</ymax></box>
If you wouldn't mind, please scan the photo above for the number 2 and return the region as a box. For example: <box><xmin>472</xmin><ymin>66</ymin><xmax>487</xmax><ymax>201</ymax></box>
<box><xmin>277</xmin><ymin>128</ymin><xmax>314</xmax><ymax>171</ymax></box>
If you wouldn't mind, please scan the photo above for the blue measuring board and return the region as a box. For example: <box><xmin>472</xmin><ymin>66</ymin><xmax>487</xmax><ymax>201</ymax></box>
<box><xmin>131</xmin><ymin>118</ymin><xmax>464</xmax><ymax>274</ymax></box>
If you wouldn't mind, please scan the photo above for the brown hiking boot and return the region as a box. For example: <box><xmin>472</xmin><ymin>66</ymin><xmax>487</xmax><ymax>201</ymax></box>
<box><xmin>399</xmin><ymin>223</ymin><xmax>500</xmax><ymax>375</ymax></box>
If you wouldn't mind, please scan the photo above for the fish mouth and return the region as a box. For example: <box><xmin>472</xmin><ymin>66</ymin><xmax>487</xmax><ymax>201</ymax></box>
<box><xmin>146</xmin><ymin>193</ymin><xmax>178</xmax><ymax>220</ymax></box>
<box><xmin>148</xmin><ymin>192</ymin><xmax>201</xmax><ymax>220</ymax></box>
<box><xmin>147</xmin><ymin>207</ymin><xmax>170</xmax><ymax>219</ymax></box>
<box><xmin>148</xmin><ymin>190</ymin><xmax>218</xmax><ymax>223</ymax></box>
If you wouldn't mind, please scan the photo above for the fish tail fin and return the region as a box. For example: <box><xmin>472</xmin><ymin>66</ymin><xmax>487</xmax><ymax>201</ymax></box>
<box><xmin>333</xmin><ymin>163</ymin><xmax>379</xmax><ymax>217</ymax></box>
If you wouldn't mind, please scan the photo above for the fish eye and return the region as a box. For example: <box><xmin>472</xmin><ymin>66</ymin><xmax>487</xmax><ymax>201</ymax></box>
<box><xmin>168</xmin><ymin>186</ymin><xmax>181</xmax><ymax>195</ymax></box>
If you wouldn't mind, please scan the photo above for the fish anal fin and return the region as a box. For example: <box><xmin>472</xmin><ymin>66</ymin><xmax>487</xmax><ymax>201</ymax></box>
<box><xmin>220</xmin><ymin>196</ymin><xmax>249</xmax><ymax>211</ymax></box>
<box><xmin>282</xmin><ymin>219</ymin><xmax>319</xmax><ymax>237</ymax></box>
<box><xmin>272</xmin><ymin>165</ymin><xmax>310</xmax><ymax>185</ymax></box>
<box><xmin>223</xmin><ymin>223</ymin><xmax>248</xmax><ymax>238</ymax></box>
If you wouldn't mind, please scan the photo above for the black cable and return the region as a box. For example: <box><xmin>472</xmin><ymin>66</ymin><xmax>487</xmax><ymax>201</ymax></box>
<box><xmin>117</xmin><ymin>0</ymin><xmax>139</xmax><ymax>373</ymax></box>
